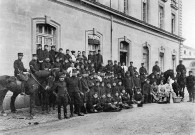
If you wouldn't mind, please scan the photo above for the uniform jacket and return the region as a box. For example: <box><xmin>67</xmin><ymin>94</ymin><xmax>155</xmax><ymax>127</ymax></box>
<box><xmin>56</xmin><ymin>52</ymin><xmax>65</xmax><ymax>62</ymax></box>
<box><xmin>123</xmin><ymin>76</ymin><xmax>134</xmax><ymax>90</ymax></box>
<box><xmin>152</xmin><ymin>65</ymin><xmax>160</xmax><ymax>73</ymax></box>
<box><xmin>64</xmin><ymin>54</ymin><xmax>71</xmax><ymax>61</ymax></box>
<box><xmin>14</xmin><ymin>59</ymin><xmax>27</xmax><ymax>76</ymax></box>
<box><xmin>43</xmin><ymin>49</ymin><xmax>49</xmax><ymax>60</ymax></box>
<box><xmin>186</xmin><ymin>75</ymin><xmax>195</xmax><ymax>88</ymax></box>
<box><xmin>96</xmin><ymin>54</ymin><xmax>103</xmax><ymax>65</ymax></box>
<box><xmin>88</xmin><ymin>54</ymin><xmax>94</xmax><ymax>63</ymax></box>
<box><xmin>80</xmin><ymin>77</ymin><xmax>89</xmax><ymax>93</ymax></box>
<box><xmin>53</xmin><ymin>62</ymin><xmax>62</xmax><ymax>70</ymax></box>
<box><xmin>172</xmin><ymin>82</ymin><xmax>181</xmax><ymax>92</ymax></box>
<box><xmin>49</xmin><ymin>50</ymin><xmax>56</xmax><ymax>63</ymax></box>
<box><xmin>139</xmin><ymin>67</ymin><xmax>147</xmax><ymax>75</ymax></box>
<box><xmin>52</xmin><ymin>81</ymin><xmax>68</xmax><ymax>97</ymax></box>
<box><xmin>113</xmin><ymin>64</ymin><xmax>119</xmax><ymax>74</ymax></box>
<box><xmin>105</xmin><ymin>86</ymin><xmax>112</xmax><ymax>95</ymax></box>
<box><xmin>66</xmin><ymin>76</ymin><xmax>81</xmax><ymax>93</ymax></box>
<box><xmin>42</xmin><ymin>61</ymin><xmax>52</xmax><ymax>70</ymax></box>
<box><xmin>117</xmin><ymin>85</ymin><xmax>125</xmax><ymax>93</ymax></box>
<box><xmin>134</xmin><ymin>77</ymin><xmax>141</xmax><ymax>88</ymax></box>
<box><xmin>111</xmin><ymin>86</ymin><xmax>119</xmax><ymax>96</ymax></box>
<box><xmin>105</xmin><ymin>64</ymin><xmax>113</xmax><ymax>73</ymax></box>
<box><xmin>134</xmin><ymin>92</ymin><xmax>143</xmax><ymax>101</ymax></box>
<box><xmin>36</xmin><ymin>49</ymin><xmax>44</xmax><ymax>61</ymax></box>
<box><xmin>29</xmin><ymin>60</ymin><xmax>40</xmax><ymax>73</ymax></box>
<box><xmin>143</xmin><ymin>83</ymin><xmax>151</xmax><ymax>95</ymax></box>
<box><xmin>128</xmin><ymin>66</ymin><xmax>134</xmax><ymax>77</ymax></box>
<box><xmin>82</xmin><ymin>55</ymin><xmax>88</xmax><ymax>62</ymax></box>
<box><xmin>121</xmin><ymin>92</ymin><xmax>129</xmax><ymax>102</ymax></box>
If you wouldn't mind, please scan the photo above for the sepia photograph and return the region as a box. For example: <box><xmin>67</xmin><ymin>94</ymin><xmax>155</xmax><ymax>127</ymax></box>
<box><xmin>0</xmin><ymin>0</ymin><xmax>195</xmax><ymax>134</ymax></box>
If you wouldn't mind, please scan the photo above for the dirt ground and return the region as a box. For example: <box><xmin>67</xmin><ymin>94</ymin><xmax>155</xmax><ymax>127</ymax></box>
<box><xmin>1</xmin><ymin>101</ymin><xmax>195</xmax><ymax>135</ymax></box>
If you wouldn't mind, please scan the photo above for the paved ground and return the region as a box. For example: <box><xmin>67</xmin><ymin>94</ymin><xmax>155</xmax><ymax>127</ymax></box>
<box><xmin>1</xmin><ymin>101</ymin><xmax>195</xmax><ymax>135</ymax></box>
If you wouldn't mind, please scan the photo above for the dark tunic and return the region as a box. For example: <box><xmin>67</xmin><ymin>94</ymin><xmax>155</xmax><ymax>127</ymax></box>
<box><xmin>176</xmin><ymin>64</ymin><xmax>186</xmax><ymax>73</ymax></box>
<box><xmin>36</xmin><ymin>49</ymin><xmax>44</xmax><ymax>61</ymax></box>
<box><xmin>13</xmin><ymin>59</ymin><xmax>27</xmax><ymax>76</ymax></box>
<box><xmin>49</xmin><ymin>50</ymin><xmax>56</xmax><ymax>63</ymax></box>
<box><xmin>29</xmin><ymin>60</ymin><xmax>40</xmax><ymax>73</ymax></box>
<box><xmin>139</xmin><ymin>67</ymin><xmax>147</xmax><ymax>75</ymax></box>
<box><xmin>152</xmin><ymin>65</ymin><xmax>160</xmax><ymax>73</ymax></box>
<box><xmin>42</xmin><ymin>61</ymin><xmax>52</xmax><ymax>70</ymax></box>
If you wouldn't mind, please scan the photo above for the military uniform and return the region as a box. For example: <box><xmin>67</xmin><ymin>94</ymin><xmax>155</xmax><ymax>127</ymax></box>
<box><xmin>176</xmin><ymin>64</ymin><xmax>186</xmax><ymax>74</ymax></box>
<box><xmin>152</xmin><ymin>65</ymin><xmax>160</xmax><ymax>74</ymax></box>
<box><xmin>66</xmin><ymin>76</ymin><xmax>83</xmax><ymax>116</ymax></box>
<box><xmin>14</xmin><ymin>58</ymin><xmax>27</xmax><ymax>77</ymax></box>
<box><xmin>128</xmin><ymin>66</ymin><xmax>135</xmax><ymax>77</ymax></box>
<box><xmin>37</xmin><ymin>49</ymin><xmax>44</xmax><ymax>62</ymax></box>
<box><xmin>42</xmin><ymin>61</ymin><xmax>52</xmax><ymax>70</ymax></box>
<box><xmin>49</xmin><ymin>48</ymin><xmax>56</xmax><ymax>64</ymax></box>
<box><xmin>123</xmin><ymin>75</ymin><xmax>134</xmax><ymax>101</ymax></box>
<box><xmin>96</xmin><ymin>53</ymin><xmax>103</xmax><ymax>71</ymax></box>
<box><xmin>139</xmin><ymin>66</ymin><xmax>147</xmax><ymax>75</ymax></box>
<box><xmin>29</xmin><ymin>59</ymin><xmax>39</xmax><ymax>74</ymax></box>
<box><xmin>143</xmin><ymin>83</ymin><xmax>151</xmax><ymax>103</ymax></box>
<box><xmin>52</xmin><ymin>79</ymin><xmax>68</xmax><ymax>119</ymax></box>
<box><xmin>186</xmin><ymin>75</ymin><xmax>195</xmax><ymax>101</ymax></box>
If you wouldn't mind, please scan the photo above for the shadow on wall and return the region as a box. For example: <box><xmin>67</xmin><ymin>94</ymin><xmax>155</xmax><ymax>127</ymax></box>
<box><xmin>3</xmin><ymin>91</ymin><xmax>30</xmax><ymax>110</ymax></box>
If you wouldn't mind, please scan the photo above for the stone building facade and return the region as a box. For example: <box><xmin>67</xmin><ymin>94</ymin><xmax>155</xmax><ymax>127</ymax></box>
<box><xmin>0</xmin><ymin>0</ymin><xmax>184</xmax><ymax>76</ymax></box>
<box><xmin>181</xmin><ymin>45</ymin><xmax>195</xmax><ymax>74</ymax></box>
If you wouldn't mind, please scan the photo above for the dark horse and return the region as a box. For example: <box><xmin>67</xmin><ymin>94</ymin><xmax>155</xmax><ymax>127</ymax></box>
<box><xmin>0</xmin><ymin>73</ymin><xmax>54</xmax><ymax>117</ymax></box>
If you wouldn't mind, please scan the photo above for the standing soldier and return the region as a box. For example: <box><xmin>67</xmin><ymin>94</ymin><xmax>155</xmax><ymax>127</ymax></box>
<box><xmin>113</xmin><ymin>60</ymin><xmax>119</xmax><ymax>75</ymax></box>
<box><xmin>186</xmin><ymin>71</ymin><xmax>195</xmax><ymax>102</ymax></box>
<box><xmin>52</xmin><ymin>74</ymin><xmax>69</xmax><ymax>119</ymax></box>
<box><xmin>36</xmin><ymin>44</ymin><xmax>44</xmax><ymax>70</ymax></box>
<box><xmin>49</xmin><ymin>45</ymin><xmax>56</xmax><ymax>64</ymax></box>
<box><xmin>29</xmin><ymin>54</ymin><xmax>40</xmax><ymax>74</ymax></box>
<box><xmin>176</xmin><ymin>60</ymin><xmax>186</xmax><ymax>75</ymax></box>
<box><xmin>88</xmin><ymin>51</ymin><xmax>94</xmax><ymax>63</ymax></box>
<box><xmin>105</xmin><ymin>60</ymin><xmax>113</xmax><ymax>73</ymax></box>
<box><xmin>42</xmin><ymin>58</ymin><xmax>52</xmax><ymax>71</ymax></box>
<box><xmin>139</xmin><ymin>63</ymin><xmax>147</xmax><ymax>76</ymax></box>
<box><xmin>64</xmin><ymin>49</ymin><xmax>71</xmax><ymax>61</ymax></box>
<box><xmin>43</xmin><ymin>45</ymin><xmax>50</xmax><ymax>60</ymax></box>
<box><xmin>123</xmin><ymin>71</ymin><xmax>134</xmax><ymax>102</ymax></box>
<box><xmin>14</xmin><ymin>53</ymin><xmax>28</xmax><ymax>95</ymax></box>
<box><xmin>96</xmin><ymin>50</ymin><xmax>103</xmax><ymax>72</ymax></box>
<box><xmin>152</xmin><ymin>61</ymin><xmax>161</xmax><ymax>75</ymax></box>
<box><xmin>128</xmin><ymin>61</ymin><xmax>134</xmax><ymax>77</ymax></box>
<box><xmin>56</xmin><ymin>48</ymin><xmax>65</xmax><ymax>64</ymax></box>
<box><xmin>66</xmin><ymin>70</ymin><xmax>84</xmax><ymax>117</ymax></box>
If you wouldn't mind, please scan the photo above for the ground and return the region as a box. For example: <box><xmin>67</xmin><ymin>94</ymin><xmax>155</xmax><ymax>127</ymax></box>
<box><xmin>1</xmin><ymin>100</ymin><xmax>195</xmax><ymax>135</ymax></box>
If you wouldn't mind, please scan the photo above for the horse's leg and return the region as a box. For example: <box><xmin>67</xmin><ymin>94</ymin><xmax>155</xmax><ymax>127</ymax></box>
<box><xmin>10</xmin><ymin>92</ymin><xmax>19</xmax><ymax>113</ymax></box>
<box><xmin>29</xmin><ymin>93</ymin><xmax>35</xmax><ymax>118</ymax></box>
<box><xmin>0</xmin><ymin>89</ymin><xmax>8</xmax><ymax>114</ymax></box>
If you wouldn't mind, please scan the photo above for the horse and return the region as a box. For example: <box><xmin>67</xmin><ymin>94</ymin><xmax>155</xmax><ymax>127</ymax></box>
<box><xmin>164</xmin><ymin>69</ymin><xmax>175</xmax><ymax>83</ymax></box>
<box><xmin>0</xmin><ymin>72</ymin><xmax>55</xmax><ymax>118</ymax></box>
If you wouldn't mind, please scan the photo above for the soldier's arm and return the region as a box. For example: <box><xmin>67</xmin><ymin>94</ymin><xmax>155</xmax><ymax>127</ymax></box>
<box><xmin>13</xmin><ymin>60</ymin><xmax>19</xmax><ymax>71</ymax></box>
<box><xmin>29</xmin><ymin>61</ymin><xmax>36</xmax><ymax>73</ymax></box>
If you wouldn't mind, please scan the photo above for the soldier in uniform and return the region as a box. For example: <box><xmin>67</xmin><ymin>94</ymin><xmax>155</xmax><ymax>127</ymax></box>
<box><xmin>42</xmin><ymin>57</ymin><xmax>52</xmax><ymax>71</ymax></box>
<box><xmin>139</xmin><ymin>63</ymin><xmax>147</xmax><ymax>76</ymax></box>
<box><xmin>52</xmin><ymin>74</ymin><xmax>69</xmax><ymax>119</ymax></box>
<box><xmin>113</xmin><ymin>60</ymin><xmax>119</xmax><ymax>75</ymax></box>
<box><xmin>14</xmin><ymin>53</ymin><xmax>28</xmax><ymax>95</ymax></box>
<box><xmin>64</xmin><ymin>49</ymin><xmax>72</xmax><ymax>61</ymax></box>
<box><xmin>56</xmin><ymin>48</ymin><xmax>65</xmax><ymax>64</ymax></box>
<box><xmin>49</xmin><ymin>45</ymin><xmax>56</xmax><ymax>64</ymax></box>
<box><xmin>176</xmin><ymin>60</ymin><xmax>186</xmax><ymax>74</ymax></box>
<box><xmin>43</xmin><ymin>45</ymin><xmax>50</xmax><ymax>61</ymax></box>
<box><xmin>186</xmin><ymin>71</ymin><xmax>195</xmax><ymax>102</ymax></box>
<box><xmin>29</xmin><ymin>54</ymin><xmax>40</xmax><ymax>74</ymax></box>
<box><xmin>123</xmin><ymin>71</ymin><xmax>134</xmax><ymax>101</ymax></box>
<box><xmin>82</xmin><ymin>51</ymin><xmax>88</xmax><ymax>62</ymax></box>
<box><xmin>66</xmin><ymin>70</ymin><xmax>84</xmax><ymax>117</ymax></box>
<box><xmin>143</xmin><ymin>79</ymin><xmax>152</xmax><ymax>103</ymax></box>
<box><xmin>152</xmin><ymin>61</ymin><xmax>161</xmax><ymax>75</ymax></box>
<box><xmin>134</xmin><ymin>73</ymin><xmax>141</xmax><ymax>90</ymax></box>
<box><xmin>36</xmin><ymin>44</ymin><xmax>44</xmax><ymax>70</ymax></box>
<box><xmin>88</xmin><ymin>51</ymin><xmax>94</xmax><ymax>63</ymax></box>
<box><xmin>53</xmin><ymin>57</ymin><xmax>62</xmax><ymax>71</ymax></box>
<box><xmin>105</xmin><ymin>60</ymin><xmax>113</xmax><ymax>73</ymax></box>
<box><xmin>96</xmin><ymin>50</ymin><xmax>103</xmax><ymax>72</ymax></box>
<box><xmin>128</xmin><ymin>61</ymin><xmax>135</xmax><ymax>77</ymax></box>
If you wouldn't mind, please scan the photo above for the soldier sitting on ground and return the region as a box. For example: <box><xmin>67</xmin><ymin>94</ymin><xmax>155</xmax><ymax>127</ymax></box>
<box><xmin>133</xmin><ymin>88</ymin><xmax>143</xmax><ymax>107</ymax></box>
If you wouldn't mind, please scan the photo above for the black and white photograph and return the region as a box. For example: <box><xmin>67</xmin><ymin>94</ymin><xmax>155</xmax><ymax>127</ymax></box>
<box><xmin>0</xmin><ymin>0</ymin><xmax>195</xmax><ymax>134</ymax></box>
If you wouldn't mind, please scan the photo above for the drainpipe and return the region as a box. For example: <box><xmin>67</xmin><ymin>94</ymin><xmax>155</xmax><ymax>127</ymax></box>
<box><xmin>111</xmin><ymin>15</ymin><xmax>113</xmax><ymax>60</ymax></box>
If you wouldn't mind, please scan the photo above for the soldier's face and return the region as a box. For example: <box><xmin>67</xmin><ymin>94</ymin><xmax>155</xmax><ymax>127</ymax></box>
<box><xmin>18</xmin><ymin>56</ymin><xmax>23</xmax><ymax>60</ymax></box>
<box><xmin>59</xmin><ymin>78</ymin><xmax>64</xmax><ymax>81</ymax></box>
<box><xmin>33</xmin><ymin>56</ymin><xmax>37</xmax><ymax>60</ymax></box>
<box><xmin>66</xmin><ymin>51</ymin><xmax>69</xmax><ymax>54</ymax></box>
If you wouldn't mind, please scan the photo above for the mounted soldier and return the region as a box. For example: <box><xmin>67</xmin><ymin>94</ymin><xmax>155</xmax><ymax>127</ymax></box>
<box><xmin>152</xmin><ymin>61</ymin><xmax>161</xmax><ymax>76</ymax></box>
<box><xmin>176</xmin><ymin>60</ymin><xmax>186</xmax><ymax>75</ymax></box>
<box><xmin>13</xmin><ymin>53</ymin><xmax>28</xmax><ymax>95</ymax></box>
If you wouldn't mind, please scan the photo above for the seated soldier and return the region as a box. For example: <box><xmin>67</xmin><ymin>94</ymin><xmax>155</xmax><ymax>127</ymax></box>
<box><xmin>29</xmin><ymin>54</ymin><xmax>40</xmax><ymax>74</ymax></box>
<box><xmin>151</xmin><ymin>81</ymin><xmax>159</xmax><ymax>102</ymax></box>
<box><xmin>133</xmin><ymin>88</ymin><xmax>143</xmax><ymax>107</ymax></box>
<box><xmin>111</xmin><ymin>81</ymin><xmax>119</xmax><ymax>96</ymax></box>
<box><xmin>117</xmin><ymin>80</ymin><xmax>125</xmax><ymax>93</ymax></box>
<box><xmin>53</xmin><ymin>57</ymin><xmax>62</xmax><ymax>71</ymax></box>
<box><xmin>100</xmin><ymin>93</ymin><xmax>121</xmax><ymax>112</ymax></box>
<box><xmin>172</xmin><ymin>78</ymin><xmax>182</xmax><ymax>97</ymax></box>
<box><xmin>42</xmin><ymin>57</ymin><xmax>52</xmax><ymax>71</ymax></box>
<box><xmin>105</xmin><ymin>82</ymin><xmax>112</xmax><ymax>95</ymax></box>
<box><xmin>91</xmin><ymin>92</ymin><xmax>102</xmax><ymax>113</ymax></box>
<box><xmin>100</xmin><ymin>81</ymin><xmax>106</xmax><ymax>97</ymax></box>
<box><xmin>14</xmin><ymin>53</ymin><xmax>28</xmax><ymax>95</ymax></box>
<box><xmin>113</xmin><ymin>91</ymin><xmax>123</xmax><ymax>109</ymax></box>
<box><xmin>121</xmin><ymin>89</ymin><xmax>131</xmax><ymax>106</ymax></box>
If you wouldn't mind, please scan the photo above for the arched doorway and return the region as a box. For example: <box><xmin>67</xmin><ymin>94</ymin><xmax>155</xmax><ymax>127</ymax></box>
<box><xmin>120</xmin><ymin>41</ymin><xmax>129</xmax><ymax>65</ymax></box>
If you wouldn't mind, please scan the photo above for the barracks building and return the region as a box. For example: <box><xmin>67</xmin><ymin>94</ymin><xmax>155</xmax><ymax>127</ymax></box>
<box><xmin>0</xmin><ymin>0</ymin><xmax>184</xmax><ymax>75</ymax></box>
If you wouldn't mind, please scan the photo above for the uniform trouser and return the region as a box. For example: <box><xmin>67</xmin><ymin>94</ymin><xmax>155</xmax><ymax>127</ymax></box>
<box><xmin>187</xmin><ymin>87</ymin><xmax>194</xmax><ymax>101</ymax></box>
<box><xmin>57</xmin><ymin>96</ymin><xmax>68</xmax><ymax>116</ymax></box>
<box><xmin>126</xmin><ymin>89</ymin><xmax>133</xmax><ymax>101</ymax></box>
<box><xmin>69</xmin><ymin>92</ymin><xmax>81</xmax><ymax>114</ymax></box>
<box><xmin>144</xmin><ymin>94</ymin><xmax>148</xmax><ymax>103</ymax></box>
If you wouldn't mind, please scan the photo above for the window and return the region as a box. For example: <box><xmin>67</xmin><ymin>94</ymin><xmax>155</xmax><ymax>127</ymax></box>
<box><xmin>184</xmin><ymin>50</ymin><xmax>186</xmax><ymax>54</ymax></box>
<box><xmin>142</xmin><ymin>0</ymin><xmax>148</xmax><ymax>22</ymax></box>
<box><xmin>171</xmin><ymin>13</ymin><xmax>176</xmax><ymax>34</ymax></box>
<box><xmin>160</xmin><ymin>53</ymin><xmax>164</xmax><ymax>72</ymax></box>
<box><xmin>124</xmin><ymin>0</ymin><xmax>128</xmax><ymax>14</ymax></box>
<box><xmin>143</xmin><ymin>46</ymin><xmax>149</xmax><ymax>72</ymax></box>
<box><xmin>36</xmin><ymin>24</ymin><xmax>56</xmax><ymax>49</ymax></box>
<box><xmin>88</xmin><ymin>35</ymin><xmax>100</xmax><ymax>54</ymax></box>
<box><xmin>159</xmin><ymin>5</ymin><xmax>164</xmax><ymax>29</ymax></box>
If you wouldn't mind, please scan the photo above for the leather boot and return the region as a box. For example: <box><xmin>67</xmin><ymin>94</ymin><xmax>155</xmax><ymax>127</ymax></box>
<box><xmin>58</xmin><ymin>113</ymin><xmax>61</xmax><ymax>120</ymax></box>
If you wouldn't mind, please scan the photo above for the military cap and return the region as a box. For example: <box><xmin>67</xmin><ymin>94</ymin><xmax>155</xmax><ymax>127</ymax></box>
<box><xmin>126</xmin><ymin>71</ymin><xmax>130</xmax><ymax>74</ymax></box>
<box><xmin>37</xmin><ymin>44</ymin><xmax>42</xmax><ymax>47</ymax></box>
<box><xmin>66</xmin><ymin>49</ymin><xmax>69</xmax><ymax>51</ymax></box>
<box><xmin>72</xmin><ymin>69</ymin><xmax>77</xmax><ymax>73</ymax></box>
<box><xmin>59</xmin><ymin>48</ymin><xmax>63</xmax><ymax>51</ymax></box>
<box><xmin>130</xmin><ymin>61</ymin><xmax>133</xmax><ymax>63</ymax></box>
<box><xmin>98</xmin><ymin>50</ymin><xmax>101</xmax><ymax>52</ymax></box>
<box><xmin>141</xmin><ymin>63</ymin><xmax>144</xmax><ymax>65</ymax></box>
<box><xmin>32</xmin><ymin>54</ymin><xmax>37</xmax><ymax>57</ymax></box>
<box><xmin>155</xmin><ymin>61</ymin><xmax>159</xmax><ymax>63</ymax></box>
<box><xmin>18</xmin><ymin>53</ymin><xmax>23</xmax><ymax>56</ymax></box>
<box><xmin>189</xmin><ymin>71</ymin><xmax>193</xmax><ymax>73</ymax></box>
<box><xmin>114</xmin><ymin>60</ymin><xmax>117</xmax><ymax>62</ymax></box>
<box><xmin>51</xmin><ymin>45</ymin><xmax>55</xmax><ymax>48</ymax></box>
<box><xmin>44</xmin><ymin>45</ymin><xmax>48</xmax><ymax>47</ymax></box>
<box><xmin>59</xmin><ymin>73</ymin><xmax>66</xmax><ymax>78</ymax></box>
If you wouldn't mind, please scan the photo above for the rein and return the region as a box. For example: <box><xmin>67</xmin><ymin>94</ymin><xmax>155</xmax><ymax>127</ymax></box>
<box><xmin>30</xmin><ymin>73</ymin><xmax>47</xmax><ymax>90</ymax></box>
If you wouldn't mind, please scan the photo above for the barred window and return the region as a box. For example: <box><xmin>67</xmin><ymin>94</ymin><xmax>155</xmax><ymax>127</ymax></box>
<box><xmin>36</xmin><ymin>24</ymin><xmax>56</xmax><ymax>49</ymax></box>
<box><xmin>171</xmin><ymin>13</ymin><xmax>176</xmax><ymax>34</ymax></box>
<box><xmin>142</xmin><ymin>0</ymin><xmax>148</xmax><ymax>22</ymax></box>
<box><xmin>124</xmin><ymin>0</ymin><xmax>128</xmax><ymax>14</ymax></box>
<box><xmin>159</xmin><ymin>5</ymin><xmax>164</xmax><ymax>29</ymax></box>
<box><xmin>88</xmin><ymin>35</ymin><xmax>100</xmax><ymax>54</ymax></box>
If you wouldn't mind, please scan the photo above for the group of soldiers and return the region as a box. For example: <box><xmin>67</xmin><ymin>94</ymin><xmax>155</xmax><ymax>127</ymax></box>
<box><xmin>13</xmin><ymin>45</ymin><xmax>195</xmax><ymax>119</ymax></box>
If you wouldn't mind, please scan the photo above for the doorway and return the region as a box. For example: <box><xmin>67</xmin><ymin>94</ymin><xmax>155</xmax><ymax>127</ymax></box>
<box><xmin>120</xmin><ymin>52</ymin><xmax>127</xmax><ymax>65</ymax></box>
